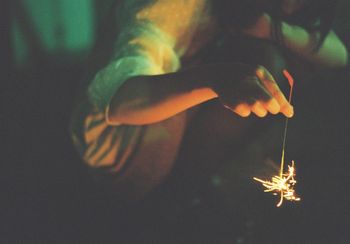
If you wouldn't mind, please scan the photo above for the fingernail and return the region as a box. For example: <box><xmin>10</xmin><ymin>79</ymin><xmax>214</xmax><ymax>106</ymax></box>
<box><xmin>256</xmin><ymin>69</ymin><xmax>263</xmax><ymax>77</ymax></box>
<box><xmin>288</xmin><ymin>106</ymin><xmax>294</xmax><ymax>117</ymax></box>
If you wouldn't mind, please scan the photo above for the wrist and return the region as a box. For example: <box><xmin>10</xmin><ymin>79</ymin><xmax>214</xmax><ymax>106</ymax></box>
<box><xmin>201</xmin><ymin>62</ymin><xmax>257</xmax><ymax>95</ymax></box>
<box><xmin>171</xmin><ymin>66</ymin><xmax>217</xmax><ymax>98</ymax></box>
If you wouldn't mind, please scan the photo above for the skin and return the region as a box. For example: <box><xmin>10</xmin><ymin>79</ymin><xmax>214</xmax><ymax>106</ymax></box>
<box><xmin>243</xmin><ymin>2</ymin><xmax>348</xmax><ymax>67</ymax></box>
<box><xmin>107</xmin><ymin>0</ymin><xmax>347</xmax><ymax>125</ymax></box>
<box><xmin>107</xmin><ymin>64</ymin><xmax>293</xmax><ymax>125</ymax></box>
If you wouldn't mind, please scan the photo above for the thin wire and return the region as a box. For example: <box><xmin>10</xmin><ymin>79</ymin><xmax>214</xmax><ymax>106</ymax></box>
<box><xmin>253</xmin><ymin>70</ymin><xmax>299</xmax><ymax>207</ymax></box>
<box><xmin>279</xmin><ymin>74</ymin><xmax>294</xmax><ymax>177</ymax></box>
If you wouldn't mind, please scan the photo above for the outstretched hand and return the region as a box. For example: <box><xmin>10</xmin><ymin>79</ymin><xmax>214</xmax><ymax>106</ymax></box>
<box><xmin>236</xmin><ymin>65</ymin><xmax>293</xmax><ymax>118</ymax></box>
<box><xmin>208</xmin><ymin>64</ymin><xmax>293</xmax><ymax>118</ymax></box>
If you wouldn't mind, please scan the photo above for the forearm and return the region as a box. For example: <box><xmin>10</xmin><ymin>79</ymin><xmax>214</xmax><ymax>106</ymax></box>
<box><xmin>281</xmin><ymin>22</ymin><xmax>348</xmax><ymax>67</ymax></box>
<box><xmin>242</xmin><ymin>13</ymin><xmax>348</xmax><ymax>67</ymax></box>
<box><xmin>107</xmin><ymin>68</ymin><xmax>217</xmax><ymax>125</ymax></box>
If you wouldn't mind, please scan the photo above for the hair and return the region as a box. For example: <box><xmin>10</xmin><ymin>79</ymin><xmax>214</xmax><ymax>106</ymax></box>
<box><xmin>212</xmin><ymin>0</ymin><xmax>339</xmax><ymax>51</ymax></box>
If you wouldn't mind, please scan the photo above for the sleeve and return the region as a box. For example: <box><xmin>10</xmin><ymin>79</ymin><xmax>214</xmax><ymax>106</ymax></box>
<box><xmin>88</xmin><ymin>0</ymin><xmax>208</xmax><ymax>111</ymax></box>
<box><xmin>70</xmin><ymin>0</ymin><xmax>208</xmax><ymax>189</ymax></box>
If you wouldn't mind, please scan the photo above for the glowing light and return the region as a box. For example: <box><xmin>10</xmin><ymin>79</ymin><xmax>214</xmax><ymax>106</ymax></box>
<box><xmin>253</xmin><ymin>70</ymin><xmax>300</xmax><ymax>207</ymax></box>
<box><xmin>253</xmin><ymin>160</ymin><xmax>300</xmax><ymax>207</ymax></box>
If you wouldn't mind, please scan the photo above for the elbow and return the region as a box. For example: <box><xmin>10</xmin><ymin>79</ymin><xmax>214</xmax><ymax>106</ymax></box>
<box><xmin>105</xmin><ymin>104</ymin><xmax>148</xmax><ymax>126</ymax></box>
<box><xmin>105</xmin><ymin>89</ymin><xmax>154</xmax><ymax>125</ymax></box>
<box><xmin>105</xmin><ymin>104</ymin><xmax>125</xmax><ymax>126</ymax></box>
<box><xmin>105</xmin><ymin>98</ymin><xmax>149</xmax><ymax>126</ymax></box>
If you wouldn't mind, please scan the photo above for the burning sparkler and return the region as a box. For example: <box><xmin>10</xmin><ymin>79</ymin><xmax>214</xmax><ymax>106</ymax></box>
<box><xmin>253</xmin><ymin>70</ymin><xmax>301</xmax><ymax>207</ymax></box>
<box><xmin>253</xmin><ymin>161</ymin><xmax>300</xmax><ymax>207</ymax></box>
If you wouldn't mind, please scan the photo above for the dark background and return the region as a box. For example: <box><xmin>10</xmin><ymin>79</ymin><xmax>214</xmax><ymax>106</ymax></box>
<box><xmin>2</xmin><ymin>0</ymin><xmax>350</xmax><ymax>243</ymax></box>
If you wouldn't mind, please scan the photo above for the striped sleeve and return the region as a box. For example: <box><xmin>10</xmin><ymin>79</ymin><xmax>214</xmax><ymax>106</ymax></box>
<box><xmin>70</xmin><ymin>0</ymin><xmax>208</xmax><ymax>175</ymax></box>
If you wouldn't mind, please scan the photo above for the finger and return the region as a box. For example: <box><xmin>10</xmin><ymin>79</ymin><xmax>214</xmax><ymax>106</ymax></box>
<box><xmin>233</xmin><ymin>103</ymin><xmax>251</xmax><ymax>117</ymax></box>
<box><xmin>256</xmin><ymin>68</ymin><xmax>294</xmax><ymax>117</ymax></box>
<box><xmin>251</xmin><ymin>101</ymin><xmax>268</xmax><ymax>117</ymax></box>
<box><xmin>263</xmin><ymin>98</ymin><xmax>280</xmax><ymax>115</ymax></box>
<box><xmin>255</xmin><ymin>66</ymin><xmax>274</xmax><ymax>82</ymax></box>
<box><xmin>242</xmin><ymin>76</ymin><xmax>272</xmax><ymax>104</ymax></box>
<box><xmin>281</xmin><ymin>105</ymin><xmax>294</xmax><ymax>118</ymax></box>
<box><xmin>268</xmin><ymin>87</ymin><xmax>294</xmax><ymax>117</ymax></box>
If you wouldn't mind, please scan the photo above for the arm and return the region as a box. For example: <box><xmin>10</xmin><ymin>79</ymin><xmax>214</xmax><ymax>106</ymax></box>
<box><xmin>87</xmin><ymin>0</ymin><xmax>211</xmax><ymax>123</ymax></box>
<box><xmin>281</xmin><ymin>23</ymin><xmax>348</xmax><ymax>67</ymax></box>
<box><xmin>243</xmin><ymin>13</ymin><xmax>348</xmax><ymax>67</ymax></box>
<box><xmin>106</xmin><ymin>69</ymin><xmax>217</xmax><ymax>125</ymax></box>
<box><xmin>90</xmin><ymin>3</ymin><xmax>293</xmax><ymax>126</ymax></box>
<box><xmin>107</xmin><ymin>63</ymin><xmax>294</xmax><ymax>125</ymax></box>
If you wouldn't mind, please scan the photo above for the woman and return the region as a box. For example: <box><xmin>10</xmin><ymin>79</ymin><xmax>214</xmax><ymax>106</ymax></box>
<box><xmin>70</xmin><ymin>0</ymin><xmax>347</xmax><ymax>202</ymax></box>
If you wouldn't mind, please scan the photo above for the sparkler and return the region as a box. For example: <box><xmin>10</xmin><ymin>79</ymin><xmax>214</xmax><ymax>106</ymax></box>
<box><xmin>253</xmin><ymin>70</ymin><xmax>300</xmax><ymax>207</ymax></box>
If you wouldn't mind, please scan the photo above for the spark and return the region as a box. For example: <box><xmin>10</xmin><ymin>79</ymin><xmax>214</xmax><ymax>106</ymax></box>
<box><xmin>253</xmin><ymin>160</ymin><xmax>300</xmax><ymax>207</ymax></box>
<box><xmin>253</xmin><ymin>70</ymin><xmax>300</xmax><ymax>207</ymax></box>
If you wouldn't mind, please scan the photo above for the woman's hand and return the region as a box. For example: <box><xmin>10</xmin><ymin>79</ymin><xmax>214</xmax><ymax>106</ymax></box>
<box><xmin>205</xmin><ymin>63</ymin><xmax>293</xmax><ymax>118</ymax></box>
